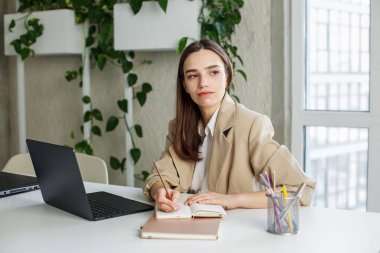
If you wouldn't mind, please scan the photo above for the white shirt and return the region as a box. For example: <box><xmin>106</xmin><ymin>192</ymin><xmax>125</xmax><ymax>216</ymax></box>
<box><xmin>189</xmin><ymin>107</ymin><xmax>220</xmax><ymax>194</ymax></box>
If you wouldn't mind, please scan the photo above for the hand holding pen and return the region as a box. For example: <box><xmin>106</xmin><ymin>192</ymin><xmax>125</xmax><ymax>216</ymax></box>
<box><xmin>153</xmin><ymin>162</ymin><xmax>180</xmax><ymax>212</ymax></box>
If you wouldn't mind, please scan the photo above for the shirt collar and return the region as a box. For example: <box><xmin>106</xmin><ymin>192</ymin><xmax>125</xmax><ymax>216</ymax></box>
<box><xmin>204</xmin><ymin>106</ymin><xmax>220</xmax><ymax>138</ymax></box>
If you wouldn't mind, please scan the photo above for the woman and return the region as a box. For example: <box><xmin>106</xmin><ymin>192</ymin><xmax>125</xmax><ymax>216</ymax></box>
<box><xmin>143</xmin><ymin>39</ymin><xmax>316</xmax><ymax>212</ymax></box>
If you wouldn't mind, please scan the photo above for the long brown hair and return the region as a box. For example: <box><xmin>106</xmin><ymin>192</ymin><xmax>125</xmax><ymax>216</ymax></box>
<box><xmin>173</xmin><ymin>39</ymin><xmax>233</xmax><ymax>161</ymax></box>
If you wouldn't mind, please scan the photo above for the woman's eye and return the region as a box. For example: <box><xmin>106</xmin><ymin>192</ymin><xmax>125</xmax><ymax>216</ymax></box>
<box><xmin>210</xmin><ymin>70</ymin><xmax>219</xmax><ymax>76</ymax></box>
<box><xmin>187</xmin><ymin>74</ymin><xmax>198</xmax><ymax>79</ymax></box>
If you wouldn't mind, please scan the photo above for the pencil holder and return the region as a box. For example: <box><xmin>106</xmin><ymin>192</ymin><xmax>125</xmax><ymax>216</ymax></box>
<box><xmin>266</xmin><ymin>191</ymin><xmax>300</xmax><ymax>235</ymax></box>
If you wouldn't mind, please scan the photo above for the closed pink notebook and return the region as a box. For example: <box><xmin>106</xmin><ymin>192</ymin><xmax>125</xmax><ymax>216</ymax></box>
<box><xmin>141</xmin><ymin>215</ymin><xmax>221</xmax><ymax>240</ymax></box>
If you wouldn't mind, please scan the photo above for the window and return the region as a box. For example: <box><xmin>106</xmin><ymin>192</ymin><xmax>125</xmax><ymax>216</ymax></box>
<box><xmin>291</xmin><ymin>0</ymin><xmax>380</xmax><ymax>212</ymax></box>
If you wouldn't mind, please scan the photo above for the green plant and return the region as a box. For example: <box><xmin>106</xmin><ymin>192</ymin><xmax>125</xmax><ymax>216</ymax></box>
<box><xmin>69</xmin><ymin>95</ymin><xmax>103</xmax><ymax>155</ymax></box>
<box><xmin>105</xmin><ymin>81</ymin><xmax>153</xmax><ymax>170</ymax></box>
<box><xmin>63</xmin><ymin>1</ymin><xmax>155</xmax><ymax>175</ymax></box>
<box><xmin>8</xmin><ymin>14</ymin><xmax>44</xmax><ymax>60</ymax></box>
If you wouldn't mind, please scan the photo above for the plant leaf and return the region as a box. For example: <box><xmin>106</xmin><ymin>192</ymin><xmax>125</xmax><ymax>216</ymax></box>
<box><xmin>89</xmin><ymin>25</ymin><xmax>96</xmax><ymax>35</ymax></box>
<box><xmin>236</xmin><ymin>55</ymin><xmax>244</xmax><ymax>65</ymax></box>
<box><xmin>65</xmin><ymin>0</ymin><xmax>74</xmax><ymax>8</ymax></box>
<box><xmin>134</xmin><ymin>170</ymin><xmax>150</xmax><ymax>182</ymax></box>
<box><xmin>127</xmin><ymin>73</ymin><xmax>138</xmax><ymax>87</ymax></box>
<box><xmin>106</xmin><ymin>116</ymin><xmax>119</xmax><ymax>132</ymax></box>
<box><xmin>97</xmin><ymin>54</ymin><xmax>107</xmax><ymax>70</ymax></box>
<box><xmin>142</xmin><ymin>82</ymin><xmax>153</xmax><ymax>93</ymax></box>
<box><xmin>236</xmin><ymin>69</ymin><xmax>247</xmax><ymax>82</ymax></box>
<box><xmin>117</xmin><ymin>99</ymin><xmax>128</xmax><ymax>113</ymax></box>
<box><xmin>9</xmin><ymin>19</ymin><xmax>16</xmax><ymax>32</ymax></box>
<box><xmin>130</xmin><ymin>0</ymin><xmax>143</xmax><ymax>14</ymax></box>
<box><xmin>65</xmin><ymin>71</ymin><xmax>78</xmax><ymax>81</ymax></box>
<box><xmin>130</xmin><ymin>148</ymin><xmax>141</xmax><ymax>164</ymax></box>
<box><xmin>85</xmin><ymin>35</ymin><xmax>95</xmax><ymax>47</ymax></box>
<box><xmin>74</xmin><ymin>140</ymin><xmax>85</xmax><ymax>152</ymax></box>
<box><xmin>136</xmin><ymin>92</ymin><xmax>147</xmax><ymax>106</ymax></box>
<box><xmin>89</xmin><ymin>7</ymin><xmax>105</xmax><ymax>23</ymax></box>
<box><xmin>110</xmin><ymin>156</ymin><xmax>121</xmax><ymax>170</ymax></box>
<box><xmin>82</xmin><ymin>95</ymin><xmax>91</xmax><ymax>104</ymax></box>
<box><xmin>122</xmin><ymin>61</ymin><xmax>133</xmax><ymax>73</ymax></box>
<box><xmin>92</xmin><ymin>125</ymin><xmax>102</xmax><ymax>136</ymax></box>
<box><xmin>20</xmin><ymin>48</ymin><xmax>30</xmax><ymax>60</ymax></box>
<box><xmin>75</xmin><ymin>140</ymin><xmax>93</xmax><ymax>155</ymax></box>
<box><xmin>84</xmin><ymin>145</ymin><xmax>93</xmax><ymax>155</ymax></box>
<box><xmin>10</xmin><ymin>40</ymin><xmax>22</xmax><ymax>54</ymax></box>
<box><xmin>141</xmin><ymin>170</ymin><xmax>150</xmax><ymax>181</ymax></box>
<box><xmin>134</xmin><ymin>124</ymin><xmax>143</xmax><ymax>137</ymax></box>
<box><xmin>157</xmin><ymin>0</ymin><xmax>168</xmax><ymax>13</ymax></box>
<box><xmin>128</xmin><ymin>51</ymin><xmax>135</xmax><ymax>59</ymax></box>
<box><xmin>91</xmin><ymin>108</ymin><xmax>103</xmax><ymax>121</ymax></box>
<box><xmin>177</xmin><ymin>37</ymin><xmax>188</xmax><ymax>53</ymax></box>
<box><xmin>84</xmin><ymin>111</ymin><xmax>91</xmax><ymax>122</ymax></box>
<box><xmin>70</xmin><ymin>131</ymin><xmax>75</xmax><ymax>139</ymax></box>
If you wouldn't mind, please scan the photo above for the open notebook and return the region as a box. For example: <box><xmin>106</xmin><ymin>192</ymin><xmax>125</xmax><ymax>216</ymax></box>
<box><xmin>141</xmin><ymin>195</ymin><xmax>225</xmax><ymax>240</ymax></box>
<box><xmin>156</xmin><ymin>203</ymin><xmax>226</xmax><ymax>219</ymax></box>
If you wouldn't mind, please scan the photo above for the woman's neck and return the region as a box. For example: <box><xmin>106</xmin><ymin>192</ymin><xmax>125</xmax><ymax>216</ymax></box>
<box><xmin>200</xmin><ymin>104</ymin><xmax>220</xmax><ymax>126</ymax></box>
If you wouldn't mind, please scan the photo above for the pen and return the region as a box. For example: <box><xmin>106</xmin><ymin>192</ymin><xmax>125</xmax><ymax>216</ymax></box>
<box><xmin>259</xmin><ymin>174</ymin><xmax>274</xmax><ymax>196</ymax></box>
<box><xmin>278</xmin><ymin>183</ymin><xmax>306</xmax><ymax>221</ymax></box>
<box><xmin>282</xmin><ymin>185</ymin><xmax>293</xmax><ymax>233</ymax></box>
<box><xmin>153</xmin><ymin>162</ymin><xmax>170</xmax><ymax>199</ymax></box>
<box><xmin>264</xmin><ymin>172</ymin><xmax>273</xmax><ymax>192</ymax></box>
<box><xmin>260</xmin><ymin>173</ymin><xmax>284</xmax><ymax>233</ymax></box>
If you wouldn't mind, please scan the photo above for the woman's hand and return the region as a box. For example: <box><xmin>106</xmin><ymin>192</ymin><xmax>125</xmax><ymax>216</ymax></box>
<box><xmin>154</xmin><ymin>187</ymin><xmax>180</xmax><ymax>213</ymax></box>
<box><xmin>184</xmin><ymin>192</ymin><xmax>238</xmax><ymax>210</ymax></box>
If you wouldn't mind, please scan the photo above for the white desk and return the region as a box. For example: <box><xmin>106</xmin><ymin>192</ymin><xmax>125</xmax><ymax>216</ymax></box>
<box><xmin>1</xmin><ymin>183</ymin><xmax>379</xmax><ymax>253</ymax></box>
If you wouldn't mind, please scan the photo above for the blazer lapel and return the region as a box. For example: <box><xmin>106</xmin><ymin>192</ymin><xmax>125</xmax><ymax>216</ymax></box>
<box><xmin>207</xmin><ymin>94</ymin><xmax>236</xmax><ymax>193</ymax></box>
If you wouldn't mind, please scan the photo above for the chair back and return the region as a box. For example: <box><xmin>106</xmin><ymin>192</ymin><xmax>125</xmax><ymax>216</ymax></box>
<box><xmin>2</xmin><ymin>153</ymin><xmax>109</xmax><ymax>184</ymax></box>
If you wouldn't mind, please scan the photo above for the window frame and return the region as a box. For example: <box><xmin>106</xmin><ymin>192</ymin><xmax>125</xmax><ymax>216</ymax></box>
<box><xmin>290</xmin><ymin>0</ymin><xmax>380</xmax><ymax>212</ymax></box>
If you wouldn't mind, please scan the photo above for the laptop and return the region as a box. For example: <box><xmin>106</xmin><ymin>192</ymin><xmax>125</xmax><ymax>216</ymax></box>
<box><xmin>26</xmin><ymin>139</ymin><xmax>154</xmax><ymax>221</ymax></box>
<box><xmin>0</xmin><ymin>171</ymin><xmax>39</xmax><ymax>197</ymax></box>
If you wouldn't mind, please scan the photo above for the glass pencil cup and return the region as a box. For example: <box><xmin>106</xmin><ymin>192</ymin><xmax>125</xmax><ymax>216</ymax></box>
<box><xmin>266</xmin><ymin>191</ymin><xmax>300</xmax><ymax>235</ymax></box>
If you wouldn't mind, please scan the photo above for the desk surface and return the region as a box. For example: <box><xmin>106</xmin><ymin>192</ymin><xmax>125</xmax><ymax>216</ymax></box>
<box><xmin>1</xmin><ymin>183</ymin><xmax>379</xmax><ymax>253</ymax></box>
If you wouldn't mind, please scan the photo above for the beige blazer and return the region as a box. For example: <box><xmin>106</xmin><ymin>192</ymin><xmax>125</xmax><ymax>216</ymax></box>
<box><xmin>143</xmin><ymin>94</ymin><xmax>316</xmax><ymax>205</ymax></box>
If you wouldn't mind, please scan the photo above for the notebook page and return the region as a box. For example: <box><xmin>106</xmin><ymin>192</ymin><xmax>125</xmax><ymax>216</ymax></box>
<box><xmin>190</xmin><ymin>203</ymin><xmax>226</xmax><ymax>217</ymax></box>
<box><xmin>155</xmin><ymin>204</ymin><xmax>192</xmax><ymax>219</ymax></box>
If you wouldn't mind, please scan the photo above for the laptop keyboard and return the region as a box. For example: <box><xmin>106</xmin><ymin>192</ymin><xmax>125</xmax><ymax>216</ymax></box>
<box><xmin>89</xmin><ymin>198</ymin><xmax>127</xmax><ymax>219</ymax></box>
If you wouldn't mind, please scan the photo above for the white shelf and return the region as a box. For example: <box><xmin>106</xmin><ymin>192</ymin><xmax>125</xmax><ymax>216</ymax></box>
<box><xmin>4</xmin><ymin>9</ymin><xmax>84</xmax><ymax>55</ymax></box>
<box><xmin>114</xmin><ymin>0</ymin><xmax>201</xmax><ymax>51</ymax></box>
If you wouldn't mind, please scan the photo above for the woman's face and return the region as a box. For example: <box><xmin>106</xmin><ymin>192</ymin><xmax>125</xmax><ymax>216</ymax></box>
<box><xmin>183</xmin><ymin>49</ymin><xmax>228</xmax><ymax>114</ymax></box>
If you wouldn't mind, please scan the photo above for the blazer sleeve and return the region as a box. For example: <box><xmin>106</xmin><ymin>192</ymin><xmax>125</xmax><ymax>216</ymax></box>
<box><xmin>248</xmin><ymin>114</ymin><xmax>316</xmax><ymax>206</ymax></box>
<box><xmin>143</xmin><ymin>120</ymin><xmax>181</xmax><ymax>201</ymax></box>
